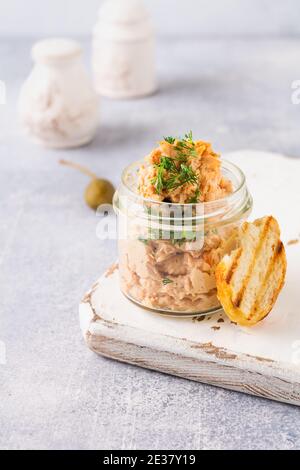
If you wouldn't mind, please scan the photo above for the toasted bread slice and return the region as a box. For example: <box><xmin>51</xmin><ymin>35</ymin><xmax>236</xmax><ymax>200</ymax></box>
<box><xmin>215</xmin><ymin>216</ymin><xmax>287</xmax><ymax>326</ymax></box>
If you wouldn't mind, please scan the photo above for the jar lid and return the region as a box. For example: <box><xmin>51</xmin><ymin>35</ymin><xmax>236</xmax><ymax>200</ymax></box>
<box><xmin>32</xmin><ymin>38</ymin><xmax>82</xmax><ymax>64</ymax></box>
<box><xmin>98</xmin><ymin>0</ymin><xmax>149</xmax><ymax>24</ymax></box>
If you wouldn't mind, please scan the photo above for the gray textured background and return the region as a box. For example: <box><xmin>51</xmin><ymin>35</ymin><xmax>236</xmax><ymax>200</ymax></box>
<box><xmin>1</xmin><ymin>1</ymin><xmax>300</xmax><ymax>451</ymax></box>
<box><xmin>0</xmin><ymin>0</ymin><xmax>300</xmax><ymax>37</ymax></box>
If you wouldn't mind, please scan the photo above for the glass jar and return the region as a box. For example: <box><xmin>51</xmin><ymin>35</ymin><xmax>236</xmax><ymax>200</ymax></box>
<box><xmin>113</xmin><ymin>159</ymin><xmax>252</xmax><ymax>317</ymax></box>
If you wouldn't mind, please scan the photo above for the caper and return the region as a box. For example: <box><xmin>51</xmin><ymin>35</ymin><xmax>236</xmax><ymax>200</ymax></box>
<box><xmin>60</xmin><ymin>159</ymin><xmax>115</xmax><ymax>211</ymax></box>
<box><xmin>85</xmin><ymin>178</ymin><xmax>115</xmax><ymax>210</ymax></box>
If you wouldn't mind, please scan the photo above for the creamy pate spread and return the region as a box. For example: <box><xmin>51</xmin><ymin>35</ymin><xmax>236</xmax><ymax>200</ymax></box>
<box><xmin>119</xmin><ymin>134</ymin><xmax>236</xmax><ymax>313</ymax></box>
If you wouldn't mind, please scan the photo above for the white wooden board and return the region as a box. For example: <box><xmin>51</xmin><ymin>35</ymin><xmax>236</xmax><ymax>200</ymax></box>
<box><xmin>79</xmin><ymin>151</ymin><xmax>300</xmax><ymax>406</ymax></box>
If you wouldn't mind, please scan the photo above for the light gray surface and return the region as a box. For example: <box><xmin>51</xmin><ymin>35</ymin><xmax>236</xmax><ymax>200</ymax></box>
<box><xmin>0</xmin><ymin>0</ymin><xmax>300</xmax><ymax>37</ymax></box>
<box><xmin>1</xmin><ymin>37</ymin><xmax>300</xmax><ymax>450</ymax></box>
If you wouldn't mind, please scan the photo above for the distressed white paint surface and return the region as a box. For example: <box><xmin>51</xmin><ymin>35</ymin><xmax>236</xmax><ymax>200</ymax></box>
<box><xmin>80</xmin><ymin>151</ymin><xmax>300</xmax><ymax>404</ymax></box>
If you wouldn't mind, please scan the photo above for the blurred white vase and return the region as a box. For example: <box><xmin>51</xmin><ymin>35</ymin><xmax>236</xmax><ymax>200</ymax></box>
<box><xmin>92</xmin><ymin>0</ymin><xmax>157</xmax><ymax>99</ymax></box>
<box><xmin>19</xmin><ymin>38</ymin><xmax>99</xmax><ymax>149</ymax></box>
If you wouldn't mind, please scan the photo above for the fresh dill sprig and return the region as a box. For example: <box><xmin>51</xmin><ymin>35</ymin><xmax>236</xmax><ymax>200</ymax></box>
<box><xmin>152</xmin><ymin>161</ymin><xmax>198</xmax><ymax>193</ymax></box>
<box><xmin>164</xmin><ymin>136</ymin><xmax>176</xmax><ymax>144</ymax></box>
<box><xmin>151</xmin><ymin>132</ymin><xmax>200</xmax><ymax>195</ymax></box>
<box><xmin>180</xmin><ymin>164</ymin><xmax>198</xmax><ymax>184</ymax></box>
<box><xmin>159</xmin><ymin>156</ymin><xmax>177</xmax><ymax>172</ymax></box>
<box><xmin>151</xmin><ymin>164</ymin><xmax>164</xmax><ymax>194</ymax></box>
<box><xmin>188</xmin><ymin>187</ymin><xmax>200</xmax><ymax>204</ymax></box>
<box><xmin>183</xmin><ymin>130</ymin><xmax>193</xmax><ymax>142</ymax></box>
<box><xmin>165</xmin><ymin>164</ymin><xmax>198</xmax><ymax>190</ymax></box>
<box><xmin>151</xmin><ymin>156</ymin><xmax>177</xmax><ymax>194</ymax></box>
<box><xmin>175</xmin><ymin>138</ymin><xmax>198</xmax><ymax>159</ymax></box>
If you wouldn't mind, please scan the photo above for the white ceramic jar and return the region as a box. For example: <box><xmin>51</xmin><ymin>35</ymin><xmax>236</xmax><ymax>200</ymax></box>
<box><xmin>19</xmin><ymin>38</ymin><xmax>99</xmax><ymax>149</ymax></box>
<box><xmin>92</xmin><ymin>0</ymin><xmax>157</xmax><ymax>99</ymax></box>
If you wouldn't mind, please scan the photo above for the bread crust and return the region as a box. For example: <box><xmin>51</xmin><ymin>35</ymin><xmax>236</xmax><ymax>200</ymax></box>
<box><xmin>215</xmin><ymin>216</ymin><xmax>287</xmax><ymax>326</ymax></box>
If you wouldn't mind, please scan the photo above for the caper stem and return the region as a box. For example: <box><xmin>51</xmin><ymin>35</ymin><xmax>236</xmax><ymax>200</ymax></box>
<box><xmin>59</xmin><ymin>159</ymin><xmax>98</xmax><ymax>180</ymax></box>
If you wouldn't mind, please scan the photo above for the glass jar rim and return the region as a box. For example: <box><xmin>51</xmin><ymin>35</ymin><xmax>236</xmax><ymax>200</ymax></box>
<box><xmin>120</xmin><ymin>157</ymin><xmax>246</xmax><ymax>207</ymax></box>
<box><xmin>114</xmin><ymin>157</ymin><xmax>253</xmax><ymax>229</ymax></box>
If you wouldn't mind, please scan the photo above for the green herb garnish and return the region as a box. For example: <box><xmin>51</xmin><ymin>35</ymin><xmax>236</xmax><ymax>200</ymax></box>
<box><xmin>164</xmin><ymin>164</ymin><xmax>198</xmax><ymax>191</ymax></box>
<box><xmin>152</xmin><ymin>164</ymin><xmax>164</xmax><ymax>194</ymax></box>
<box><xmin>151</xmin><ymin>132</ymin><xmax>201</xmax><ymax>197</ymax></box>
<box><xmin>152</xmin><ymin>157</ymin><xmax>198</xmax><ymax>194</ymax></box>
<box><xmin>164</xmin><ymin>136</ymin><xmax>176</xmax><ymax>144</ymax></box>
<box><xmin>160</xmin><ymin>156</ymin><xmax>177</xmax><ymax>172</ymax></box>
<box><xmin>162</xmin><ymin>278</ymin><xmax>173</xmax><ymax>285</ymax></box>
<box><xmin>188</xmin><ymin>187</ymin><xmax>200</xmax><ymax>204</ymax></box>
<box><xmin>183</xmin><ymin>130</ymin><xmax>193</xmax><ymax>142</ymax></box>
<box><xmin>151</xmin><ymin>156</ymin><xmax>178</xmax><ymax>193</ymax></box>
<box><xmin>175</xmin><ymin>135</ymin><xmax>198</xmax><ymax>158</ymax></box>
